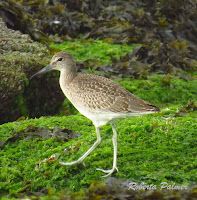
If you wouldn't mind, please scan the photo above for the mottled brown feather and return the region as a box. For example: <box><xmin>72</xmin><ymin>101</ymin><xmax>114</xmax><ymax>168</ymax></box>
<box><xmin>65</xmin><ymin>74</ymin><xmax>160</xmax><ymax>114</ymax></box>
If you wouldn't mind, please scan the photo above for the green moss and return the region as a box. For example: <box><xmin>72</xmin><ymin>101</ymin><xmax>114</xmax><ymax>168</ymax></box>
<box><xmin>50</xmin><ymin>39</ymin><xmax>138</xmax><ymax>65</ymax></box>
<box><xmin>0</xmin><ymin>97</ymin><xmax>197</xmax><ymax>198</ymax></box>
<box><xmin>0</xmin><ymin>113</ymin><xmax>196</xmax><ymax>197</ymax></box>
<box><xmin>117</xmin><ymin>75</ymin><xmax>197</xmax><ymax>108</ymax></box>
<box><xmin>1</xmin><ymin>36</ymin><xmax>197</xmax><ymax>198</ymax></box>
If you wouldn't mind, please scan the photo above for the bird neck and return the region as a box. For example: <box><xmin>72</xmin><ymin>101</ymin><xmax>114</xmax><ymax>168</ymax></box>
<box><xmin>59</xmin><ymin>67</ymin><xmax>77</xmax><ymax>89</ymax></box>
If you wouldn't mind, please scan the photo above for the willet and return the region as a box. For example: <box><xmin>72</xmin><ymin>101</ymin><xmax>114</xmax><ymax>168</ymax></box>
<box><xmin>31</xmin><ymin>51</ymin><xmax>160</xmax><ymax>177</ymax></box>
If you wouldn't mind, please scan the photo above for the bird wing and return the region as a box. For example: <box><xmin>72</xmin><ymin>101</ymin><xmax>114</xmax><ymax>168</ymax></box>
<box><xmin>69</xmin><ymin>74</ymin><xmax>159</xmax><ymax>113</ymax></box>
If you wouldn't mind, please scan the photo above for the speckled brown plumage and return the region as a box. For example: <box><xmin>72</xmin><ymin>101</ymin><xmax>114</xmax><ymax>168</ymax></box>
<box><xmin>64</xmin><ymin>73</ymin><xmax>159</xmax><ymax>114</ymax></box>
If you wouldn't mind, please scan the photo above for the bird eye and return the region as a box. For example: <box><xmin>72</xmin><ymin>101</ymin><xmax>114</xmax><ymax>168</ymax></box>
<box><xmin>57</xmin><ymin>58</ymin><xmax>63</xmax><ymax>61</ymax></box>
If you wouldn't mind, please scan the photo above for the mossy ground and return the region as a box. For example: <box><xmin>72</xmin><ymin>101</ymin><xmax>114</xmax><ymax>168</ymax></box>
<box><xmin>0</xmin><ymin>40</ymin><xmax>197</xmax><ymax>199</ymax></box>
<box><xmin>0</xmin><ymin>74</ymin><xmax>197</xmax><ymax>199</ymax></box>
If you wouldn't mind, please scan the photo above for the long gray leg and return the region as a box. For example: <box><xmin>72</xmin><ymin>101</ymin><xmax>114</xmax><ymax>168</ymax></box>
<box><xmin>60</xmin><ymin>126</ymin><xmax>101</xmax><ymax>166</ymax></box>
<box><xmin>96</xmin><ymin>122</ymin><xmax>119</xmax><ymax>177</ymax></box>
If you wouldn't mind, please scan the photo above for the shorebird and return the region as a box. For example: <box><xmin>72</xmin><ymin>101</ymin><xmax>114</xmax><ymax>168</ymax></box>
<box><xmin>31</xmin><ymin>51</ymin><xmax>160</xmax><ymax>177</ymax></box>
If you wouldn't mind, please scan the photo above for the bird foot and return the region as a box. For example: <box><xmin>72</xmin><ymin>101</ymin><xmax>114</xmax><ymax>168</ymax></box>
<box><xmin>96</xmin><ymin>167</ymin><xmax>119</xmax><ymax>177</ymax></box>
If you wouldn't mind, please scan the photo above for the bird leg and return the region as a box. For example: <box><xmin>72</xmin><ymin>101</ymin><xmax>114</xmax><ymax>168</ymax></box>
<box><xmin>96</xmin><ymin>122</ymin><xmax>119</xmax><ymax>177</ymax></box>
<box><xmin>60</xmin><ymin>127</ymin><xmax>101</xmax><ymax>166</ymax></box>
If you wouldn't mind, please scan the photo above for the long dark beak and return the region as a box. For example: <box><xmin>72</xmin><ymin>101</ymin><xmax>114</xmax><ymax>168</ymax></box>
<box><xmin>30</xmin><ymin>64</ymin><xmax>53</xmax><ymax>80</ymax></box>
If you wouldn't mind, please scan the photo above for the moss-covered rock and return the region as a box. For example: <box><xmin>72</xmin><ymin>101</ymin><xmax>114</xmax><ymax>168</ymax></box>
<box><xmin>0</xmin><ymin>106</ymin><xmax>196</xmax><ymax>198</ymax></box>
<box><xmin>0</xmin><ymin>18</ymin><xmax>64</xmax><ymax>124</ymax></box>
